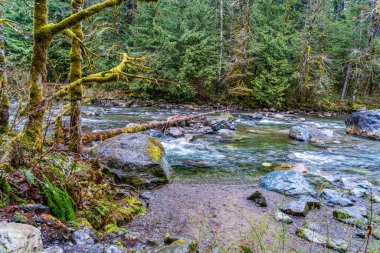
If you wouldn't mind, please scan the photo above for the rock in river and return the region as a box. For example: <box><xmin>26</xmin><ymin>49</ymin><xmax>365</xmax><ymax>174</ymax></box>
<box><xmin>289</xmin><ymin>125</ymin><xmax>336</xmax><ymax>143</ymax></box>
<box><xmin>95</xmin><ymin>133</ymin><xmax>171</xmax><ymax>187</ymax></box>
<box><xmin>260</xmin><ymin>171</ymin><xmax>317</xmax><ymax>197</ymax></box>
<box><xmin>346</xmin><ymin>109</ymin><xmax>380</xmax><ymax>140</ymax></box>
<box><xmin>205</xmin><ymin>113</ymin><xmax>236</xmax><ymax>131</ymax></box>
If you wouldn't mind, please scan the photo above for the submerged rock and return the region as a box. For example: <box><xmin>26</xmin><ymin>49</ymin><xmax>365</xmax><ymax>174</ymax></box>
<box><xmin>260</xmin><ymin>171</ymin><xmax>317</xmax><ymax>196</ymax></box>
<box><xmin>345</xmin><ymin>110</ymin><xmax>380</xmax><ymax>140</ymax></box>
<box><xmin>247</xmin><ymin>191</ymin><xmax>267</xmax><ymax>207</ymax></box>
<box><xmin>296</xmin><ymin>227</ymin><xmax>348</xmax><ymax>252</ymax></box>
<box><xmin>0</xmin><ymin>222</ymin><xmax>43</xmax><ymax>253</ymax></box>
<box><xmin>95</xmin><ymin>133</ymin><xmax>171</xmax><ymax>187</ymax></box>
<box><xmin>289</xmin><ymin>125</ymin><xmax>336</xmax><ymax>143</ymax></box>
<box><xmin>320</xmin><ymin>189</ymin><xmax>354</xmax><ymax>207</ymax></box>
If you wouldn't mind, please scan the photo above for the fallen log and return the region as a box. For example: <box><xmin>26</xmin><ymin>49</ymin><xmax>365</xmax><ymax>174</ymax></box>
<box><xmin>82</xmin><ymin>110</ymin><xmax>222</xmax><ymax>143</ymax></box>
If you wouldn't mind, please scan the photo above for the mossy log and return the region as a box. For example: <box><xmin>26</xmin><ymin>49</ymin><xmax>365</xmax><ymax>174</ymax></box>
<box><xmin>82</xmin><ymin>111</ymin><xmax>222</xmax><ymax>143</ymax></box>
<box><xmin>0</xmin><ymin>5</ymin><xmax>9</xmax><ymax>134</ymax></box>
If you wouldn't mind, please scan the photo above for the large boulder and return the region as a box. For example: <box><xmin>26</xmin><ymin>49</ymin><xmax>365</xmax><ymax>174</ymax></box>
<box><xmin>345</xmin><ymin>110</ymin><xmax>380</xmax><ymax>140</ymax></box>
<box><xmin>289</xmin><ymin>125</ymin><xmax>336</xmax><ymax>143</ymax></box>
<box><xmin>95</xmin><ymin>133</ymin><xmax>171</xmax><ymax>187</ymax></box>
<box><xmin>0</xmin><ymin>222</ymin><xmax>43</xmax><ymax>253</ymax></box>
<box><xmin>260</xmin><ymin>171</ymin><xmax>317</xmax><ymax>197</ymax></box>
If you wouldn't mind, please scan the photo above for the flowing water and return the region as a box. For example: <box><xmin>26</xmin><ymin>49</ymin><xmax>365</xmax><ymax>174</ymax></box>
<box><xmin>79</xmin><ymin>105</ymin><xmax>380</xmax><ymax>187</ymax></box>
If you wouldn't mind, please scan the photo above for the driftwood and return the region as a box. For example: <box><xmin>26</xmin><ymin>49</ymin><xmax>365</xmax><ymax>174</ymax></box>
<box><xmin>82</xmin><ymin>110</ymin><xmax>221</xmax><ymax>143</ymax></box>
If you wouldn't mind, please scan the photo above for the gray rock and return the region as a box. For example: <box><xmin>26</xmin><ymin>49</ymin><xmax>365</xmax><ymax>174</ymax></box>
<box><xmin>72</xmin><ymin>227</ymin><xmax>98</xmax><ymax>246</ymax></box>
<box><xmin>298</xmin><ymin>195</ymin><xmax>322</xmax><ymax>210</ymax></box>
<box><xmin>274</xmin><ymin>211</ymin><xmax>293</xmax><ymax>224</ymax></box>
<box><xmin>0</xmin><ymin>222</ymin><xmax>43</xmax><ymax>253</ymax></box>
<box><xmin>280</xmin><ymin>200</ymin><xmax>309</xmax><ymax>216</ymax></box>
<box><xmin>140</xmin><ymin>191</ymin><xmax>155</xmax><ymax>200</ymax></box>
<box><xmin>23</xmin><ymin>204</ymin><xmax>50</xmax><ymax>214</ymax></box>
<box><xmin>260</xmin><ymin>171</ymin><xmax>317</xmax><ymax>196</ymax></box>
<box><xmin>346</xmin><ymin>110</ymin><xmax>380</xmax><ymax>140</ymax></box>
<box><xmin>205</xmin><ymin>113</ymin><xmax>236</xmax><ymax>131</ymax></box>
<box><xmin>320</xmin><ymin>189</ymin><xmax>354</xmax><ymax>207</ymax></box>
<box><xmin>296</xmin><ymin>227</ymin><xmax>348</xmax><ymax>253</ymax></box>
<box><xmin>43</xmin><ymin>246</ymin><xmax>64</xmax><ymax>253</ymax></box>
<box><xmin>289</xmin><ymin>125</ymin><xmax>336</xmax><ymax>143</ymax></box>
<box><xmin>95</xmin><ymin>133</ymin><xmax>171</xmax><ymax>187</ymax></box>
<box><xmin>333</xmin><ymin>206</ymin><xmax>369</xmax><ymax>230</ymax></box>
<box><xmin>104</xmin><ymin>244</ymin><xmax>126</xmax><ymax>253</ymax></box>
<box><xmin>247</xmin><ymin>191</ymin><xmax>267</xmax><ymax>207</ymax></box>
<box><xmin>193</xmin><ymin>126</ymin><xmax>214</xmax><ymax>135</ymax></box>
<box><xmin>217</xmin><ymin>129</ymin><xmax>235</xmax><ymax>137</ymax></box>
<box><xmin>167</xmin><ymin>127</ymin><xmax>184</xmax><ymax>138</ymax></box>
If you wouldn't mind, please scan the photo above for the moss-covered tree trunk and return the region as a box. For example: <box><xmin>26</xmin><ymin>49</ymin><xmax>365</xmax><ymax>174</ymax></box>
<box><xmin>0</xmin><ymin>6</ymin><xmax>9</xmax><ymax>134</ymax></box>
<box><xmin>68</xmin><ymin>0</ymin><xmax>84</xmax><ymax>153</ymax></box>
<box><xmin>23</xmin><ymin>0</ymin><xmax>52</xmax><ymax>149</ymax></box>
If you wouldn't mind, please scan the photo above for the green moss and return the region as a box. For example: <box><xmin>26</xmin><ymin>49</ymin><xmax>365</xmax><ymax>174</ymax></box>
<box><xmin>333</xmin><ymin>210</ymin><xmax>351</xmax><ymax>220</ymax></box>
<box><xmin>146</xmin><ymin>137</ymin><xmax>164</xmax><ymax>162</ymax></box>
<box><xmin>104</xmin><ymin>224</ymin><xmax>127</xmax><ymax>234</ymax></box>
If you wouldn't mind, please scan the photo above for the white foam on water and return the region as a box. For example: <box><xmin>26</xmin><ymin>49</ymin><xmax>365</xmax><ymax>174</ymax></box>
<box><xmin>291</xmin><ymin>152</ymin><xmax>346</xmax><ymax>165</ymax></box>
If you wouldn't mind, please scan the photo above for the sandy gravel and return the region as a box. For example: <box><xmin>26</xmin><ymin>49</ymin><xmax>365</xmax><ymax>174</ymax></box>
<box><xmin>126</xmin><ymin>181</ymin><xmax>378</xmax><ymax>252</ymax></box>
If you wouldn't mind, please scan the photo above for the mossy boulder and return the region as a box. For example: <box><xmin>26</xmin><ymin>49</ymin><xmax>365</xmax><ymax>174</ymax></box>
<box><xmin>95</xmin><ymin>133</ymin><xmax>171</xmax><ymax>187</ymax></box>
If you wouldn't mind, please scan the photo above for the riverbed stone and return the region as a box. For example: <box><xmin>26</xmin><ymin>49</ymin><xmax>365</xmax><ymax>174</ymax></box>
<box><xmin>0</xmin><ymin>222</ymin><xmax>43</xmax><ymax>253</ymax></box>
<box><xmin>205</xmin><ymin>113</ymin><xmax>236</xmax><ymax>131</ymax></box>
<box><xmin>247</xmin><ymin>191</ymin><xmax>267</xmax><ymax>207</ymax></box>
<box><xmin>274</xmin><ymin>163</ymin><xmax>309</xmax><ymax>174</ymax></box>
<box><xmin>167</xmin><ymin>127</ymin><xmax>184</xmax><ymax>137</ymax></box>
<box><xmin>95</xmin><ymin>133</ymin><xmax>171</xmax><ymax>187</ymax></box>
<box><xmin>333</xmin><ymin>206</ymin><xmax>369</xmax><ymax>230</ymax></box>
<box><xmin>280</xmin><ymin>199</ymin><xmax>309</xmax><ymax>216</ymax></box>
<box><xmin>296</xmin><ymin>227</ymin><xmax>348</xmax><ymax>252</ymax></box>
<box><xmin>274</xmin><ymin>211</ymin><xmax>293</xmax><ymax>224</ymax></box>
<box><xmin>289</xmin><ymin>125</ymin><xmax>335</xmax><ymax>143</ymax></box>
<box><xmin>260</xmin><ymin>171</ymin><xmax>317</xmax><ymax>197</ymax></box>
<box><xmin>320</xmin><ymin>189</ymin><xmax>354</xmax><ymax>207</ymax></box>
<box><xmin>72</xmin><ymin>227</ymin><xmax>99</xmax><ymax>245</ymax></box>
<box><xmin>345</xmin><ymin>109</ymin><xmax>380</xmax><ymax>140</ymax></box>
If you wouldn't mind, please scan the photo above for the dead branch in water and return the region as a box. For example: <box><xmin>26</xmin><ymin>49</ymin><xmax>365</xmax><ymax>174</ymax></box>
<box><xmin>82</xmin><ymin>110</ymin><xmax>222</xmax><ymax>143</ymax></box>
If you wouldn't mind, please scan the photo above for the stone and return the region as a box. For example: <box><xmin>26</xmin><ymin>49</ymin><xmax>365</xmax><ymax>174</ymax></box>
<box><xmin>104</xmin><ymin>244</ymin><xmax>126</xmax><ymax>253</ymax></box>
<box><xmin>72</xmin><ymin>227</ymin><xmax>98</xmax><ymax>246</ymax></box>
<box><xmin>217</xmin><ymin>129</ymin><xmax>235</xmax><ymax>137</ymax></box>
<box><xmin>333</xmin><ymin>206</ymin><xmax>369</xmax><ymax>230</ymax></box>
<box><xmin>346</xmin><ymin>110</ymin><xmax>380</xmax><ymax>140</ymax></box>
<box><xmin>260</xmin><ymin>171</ymin><xmax>317</xmax><ymax>197</ymax></box>
<box><xmin>193</xmin><ymin>126</ymin><xmax>214</xmax><ymax>135</ymax></box>
<box><xmin>205</xmin><ymin>113</ymin><xmax>236</xmax><ymax>131</ymax></box>
<box><xmin>167</xmin><ymin>127</ymin><xmax>184</xmax><ymax>137</ymax></box>
<box><xmin>140</xmin><ymin>191</ymin><xmax>155</xmax><ymax>200</ymax></box>
<box><xmin>298</xmin><ymin>195</ymin><xmax>321</xmax><ymax>210</ymax></box>
<box><xmin>274</xmin><ymin>163</ymin><xmax>309</xmax><ymax>174</ymax></box>
<box><xmin>274</xmin><ymin>211</ymin><xmax>293</xmax><ymax>224</ymax></box>
<box><xmin>280</xmin><ymin>200</ymin><xmax>309</xmax><ymax>216</ymax></box>
<box><xmin>247</xmin><ymin>191</ymin><xmax>267</xmax><ymax>207</ymax></box>
<box><xmin>22</xmin><ymin>204</ymin><xmax>50</xmax><ymax>214</ymax></box>
<box><xmin>95</xmin><ymin>133</ymin><xmax>171</xmax><ymax>187</ymax></box>
<box><xmin>0</xmin><ymin>222</ymin><xmax>43</xmax><ymax>253</ymax></box>
<box><xmin>261</xmin><ymin>162</ymin><xmax>272</xmax><ymax>167</ymax></box>
<box><xmin>296</xmin><ymin>227</ymin><xmax>348</xmax><ymax>252</ymax></box>
<box><xmin>272</xmin><ymin>114</ymin><xmax>284</xmax><ymax>119</ymax></box>
<box><xmin>43</xmin><ymin>246</ymin><xmax>64</xmax><ymax>253</ymax></box>
<box><xmin>289</xmin><ymin>125</ymin><xmax>336</xmax><ymax>143</ymax></box>
<box><xmin>157</xmin><ymin>234</ymin><xmax>198</xmax><ymax>253</ymax></box>
<box><xmin>320</xmin><ymin>189</ymin><xmax>354</xmax><ymax>207</ymax></box>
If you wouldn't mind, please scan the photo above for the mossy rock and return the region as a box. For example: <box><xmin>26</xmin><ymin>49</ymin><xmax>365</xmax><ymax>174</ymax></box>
<box><xmin>95</xmin><ymin>133</ymin><xmax>171</xmax><ymax>188</ymax></box>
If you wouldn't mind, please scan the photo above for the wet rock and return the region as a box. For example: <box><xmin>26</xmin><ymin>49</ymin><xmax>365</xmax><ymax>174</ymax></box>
<box><xmin>205</xmin><ymin>113</ymin><xmax>236</xmax><ymax>131</ymax></box>
<box><xmin>320</xmin><ymin>189</ymin><xmax>354</xmax><ymax>207</ymax></box>
<box><xmin>280</xmin><ymin>200</ymin><xmax>309</xmax><ymax>216</ymax></box>
<box><xmin>23</xmin><ymin>204</ymin><xmax>50</xmax><ymax>214</ymax></box>
<box><xmin>260</xmin><ymin>171</ymin><xmax>317</xmax><ymax>197</ymax></box>
<box><xmin>333</xmin><ymin>206</ymin><xmax>369</xmax><ymax>230</ymax></box>
<box><xmin>296</xmin><ymin>227</ymin><xmax>348</xmax><ymax>252</ymax></box>
<box><xmin>345</xmin><ymin>110</ymin><xmax>380</xmax><ymax>140</ymax></box>
<box><xmin>72</xmin><ymin>227</ymin><xmax>98</xmax><ymax>245</ymax></box>
<box><xmin>289</xmin><ymin>125</ymin><xmax>335</xmax><ymax>143</ymax></box>
<box><xmin>217</xmin><ymin>129</ymin><xmax>235</xmax><ymax>137</ymax></box>
<box><xmin>247</xmin><ymin>191</ymin><xmax>267</xmax><ymax>207</ymax></box>
<box><xmin>167</xmin><ymin>127</ymin><xmax>184</xmax><ymax>138</ymax></box>
<box><xmin>95</xmin><ymin>133</ymin><xmax>171</xmax><ymax>187</ymax></box>
<box><xmin>0</xmin><ymin>222</ymin><xmax>43</xmax><ymax>253</ymax></box>
<box><xmin>274</xmin><ymin>163</ymin><xmax>309</xmax><ymax>174</ymax></box>
<box><xmin>43</xmin><ymin>246</ymin><xmax>64</xmax><ymax>253</ymax></box>
<box><xmin>274</xmin><ymin>211</ymin><xmax>293</xmax><ymax>224</ymax></box>
<box><xmin>193</xmin><ymin>126</ymin><xmax>214</xmax><ymax>135</ymax></box>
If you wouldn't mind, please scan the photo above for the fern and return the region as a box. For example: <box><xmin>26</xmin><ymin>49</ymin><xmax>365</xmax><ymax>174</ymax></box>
<box><xmin>20</xmin><ymin>168</ymin><xmax>35</xmax><ymax>185</ymax></box>
<box><xmin>42</xmin><ymin>179</ymin><xmax>77</xmax><ymax>223</ymax></box>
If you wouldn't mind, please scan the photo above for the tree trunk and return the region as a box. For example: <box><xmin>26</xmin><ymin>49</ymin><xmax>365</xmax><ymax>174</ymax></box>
<box><xmin>23</xmin><ymin>0</ymin><xmax>52</xmax><ymax>149</ymax></box>
<box><xmin>340</xmin><ymin>64</ymin><xmax>351</xmax><ymax>100</ymax></box>
<box><xmin>68</xmin><ymin>0</ymin><xmax>84</xmax><ymax>153</ymax></box>
<box><xmin>218</xmin><ymin>0</ymin><xmax>223</xmax><ymax>86</ymax></box>
<box><xmin>0</xmin><ymin>6</ymin><xmax>9</xmax><ymax>134</ymax></box>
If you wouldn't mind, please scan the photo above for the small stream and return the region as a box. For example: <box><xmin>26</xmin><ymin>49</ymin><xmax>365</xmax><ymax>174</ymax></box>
<box><xmin>79</xmin><ymin>105</ymin><xmax>380</xmax><ymax>186</ymax></box>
